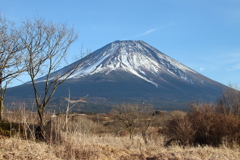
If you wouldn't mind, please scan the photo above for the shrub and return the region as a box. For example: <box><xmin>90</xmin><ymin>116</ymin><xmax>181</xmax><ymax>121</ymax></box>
<box><xmin>188</xmin><ymin>103</ymin><xmax>225</xmax><ymax>146</ymax></box>
<box><xmin>166</xmin><ymin>110</ymin><xmax>195</xmax><ymax>146</ymax></box>
<box><xmin>110</xmin><ymin>103</ymin><xmax>154</xmax><ymax>141</ymax></box>
<box><xmin>165</xmin><ymin>102</ymin><xmax>240</xmax><ymax>147</ymax></box>
<box><xmin>220</xmin><ymin>113</ymin><xmax>240</xmax><ymax>147</ymax></box>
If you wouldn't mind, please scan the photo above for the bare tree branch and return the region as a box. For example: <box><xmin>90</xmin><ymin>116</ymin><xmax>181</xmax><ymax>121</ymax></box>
<box><xmin>19</xmin><ymin>17</ymin><xmax>80</xmax><ymax>126</ymax></box>
<box><xmin>0</xmin><ymin>14</ymin><xmax>26</xmax><ymax>121</ymax></box>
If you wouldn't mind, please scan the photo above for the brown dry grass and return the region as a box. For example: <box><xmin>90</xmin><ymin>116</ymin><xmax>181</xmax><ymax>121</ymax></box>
<box><xmin>0</xmin><ymin>110</ymin><xmax>240</xmax><ymax>160</ymax></box>
<box><xmin>166</xmin><ymin>103</ymin><xmax>240</xmax><ymax>147</ymax></box>
<box><xmin>0</xmin><ymin>134</ymin><xmax>240</xmax><ymax>160</ymax></box>
<box><xmin>0</xmin><ymin>137</ymin><xmax>60</xmax><ymax>160</ymax></box>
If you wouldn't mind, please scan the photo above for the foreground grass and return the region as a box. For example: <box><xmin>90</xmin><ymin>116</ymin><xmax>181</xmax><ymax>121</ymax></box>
<box><xmin>1</xmin><ymin>109</ymin><xmax>240</xmax><ymax>160</ymax></box>
<box><xmin>0</xmin><ymin>134</ymin><xmax>240</xmax><ymax>160</ymax></box>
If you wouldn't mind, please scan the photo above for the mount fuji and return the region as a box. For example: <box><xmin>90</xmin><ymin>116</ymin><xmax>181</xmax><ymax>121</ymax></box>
<box><xmin>7</xmin><ymin>40</ymin><xmax>227</xmax><ymax>112</ymax></box>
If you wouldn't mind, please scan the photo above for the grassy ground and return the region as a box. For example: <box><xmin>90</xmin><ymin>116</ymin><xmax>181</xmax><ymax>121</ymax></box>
<box><xmin>0</xmin><ymin>134</ymin><xmax>240</xmax><ymax>160</ymax></box>
<box><xmin>0</xmin><ymin>110</ymin><xmax>240</xmax><ymax>160</ymax></box>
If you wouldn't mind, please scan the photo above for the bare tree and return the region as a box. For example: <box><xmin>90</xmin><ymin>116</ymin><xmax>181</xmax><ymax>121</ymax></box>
<box><xmin>64</xmin><ymin>88</ymin><xmax>87</xmax><ymax>132</ymax></box>
<box><xmin>111</xmin><ymin>103</ymin><xmax>139</xmax><ymax>139</ymax></box>
<box><xmin>0</xmin><ymin>14</ymin><xmax>26</xmax><ymax>121</ymax></box>
<box><xmin>137</xmin><ymin>105</ymin><xmax>154</xmax><ymax>143</ymax></box>
<box><xmin>217</xmin><ymin>85</ymin><xmax>240</xmax><ymax>116</ymax></box>
<box><xmin>19</xmin><ymin>18</ymin><xmax>79</xmax><ymax>127</ymax></box>
<box><xmin>111</xmin><ymin>103</ymin><xmax>154</xmax><ymax>140</ymax></box>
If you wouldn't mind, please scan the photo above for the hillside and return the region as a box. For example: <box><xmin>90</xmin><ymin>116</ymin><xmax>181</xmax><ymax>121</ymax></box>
<box><xmin>6</xmin><ymin>40</ymin><xmax>227</xmax><ymax>112</ymax></box>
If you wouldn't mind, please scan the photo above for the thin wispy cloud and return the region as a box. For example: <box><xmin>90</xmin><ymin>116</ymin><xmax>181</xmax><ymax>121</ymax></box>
<box><xmin>137</xmin><ymin>28</ymin><xmax>159</xmax><ymax>37</ymax></box>
<box><xmin>214</xmin><ymin>52</ymin><xmax>240</xmax><ymax>72</ymax></box>
<box><xmin>123</xmin><ymin>22</ymin><xmax>175</xmax><ymax>40</ymax></box>
<box><xmin>201</xmin><ymin>51</ymin><xmax>240</xmax><ymax>69</ymax></box>
<box><xmin>228</xmin><ymin>63</ymin><xmax>240</xmax><ymax>71</ymax></box>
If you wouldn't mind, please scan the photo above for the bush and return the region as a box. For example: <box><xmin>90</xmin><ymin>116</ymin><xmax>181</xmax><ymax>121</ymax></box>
<box><xmin>220</xmin><ymin>113</ymin><xmax>240</xmax><ymax>147</ymax></box>
<box><xmin>110</xmin><ymin>103</ymin><xmax>154</xmax><ymax>141</ymax></box>
<box><xmin>165</xmin><ymin>102</ymin><xmax>240</xmax><ymax>147</ymax></box>
<box><xmin>188</xmin><ymin>103</ymin><xmax>225</xmax><ymax>146</ymax></box>
<box><xmin>166</xmin><ymin>110</ymin><xmax>195</xmax><ymax>146</ymax></box>
<box><xmin>0</xmin><ymin>121</ymin><xmax>25</xmax><ymax>137</ymax></box>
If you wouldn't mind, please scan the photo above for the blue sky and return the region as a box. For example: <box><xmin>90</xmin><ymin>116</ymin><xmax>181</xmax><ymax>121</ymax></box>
<box><xmin>1</xmin><ymin>0</ymin><xmax>240</xmax><ymax>87</ymax></box>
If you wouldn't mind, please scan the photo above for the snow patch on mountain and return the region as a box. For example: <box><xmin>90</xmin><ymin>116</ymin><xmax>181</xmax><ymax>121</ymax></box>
<box><xmin>37</xmin><ymin>40</ymin><xmax>204</xmax><ymax>87</ymax></box>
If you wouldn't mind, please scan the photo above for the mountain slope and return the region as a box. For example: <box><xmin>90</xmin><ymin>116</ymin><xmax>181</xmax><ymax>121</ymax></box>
<box><xmin>7</xmin><ymin>40</ymin><xmax>227</xmax><ymax>112</ymax></box>
<box><xmin>40</xmin><ymin>40</ymin><xmax>209</xmax><ymax>86</ymax></box>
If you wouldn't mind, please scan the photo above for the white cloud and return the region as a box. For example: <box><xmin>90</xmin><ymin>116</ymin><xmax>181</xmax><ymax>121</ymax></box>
<box><xmin>124</xmin><ymin>22</ymin><xmax>176</xmax><ymax>39</ymax></box>
<box><xmin>199</xmin><ymin>67</ymin><xmax>204</xmax><ymax>72</ymax></box>
<box><xmin>124</xmin><ymin>27</ymin><xmax>158</xmax><ymax>39</ymax></box>
<box><xmin>137</xmin><ymin>28</ymin><xmax>158</xmax><ymax>37</ymax></box>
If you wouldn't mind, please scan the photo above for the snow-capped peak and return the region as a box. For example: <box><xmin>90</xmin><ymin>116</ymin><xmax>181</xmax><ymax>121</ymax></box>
<box><xmin>38</xmin><ymin>40</ymin><xmax>202</xmax><ymax>86</ymax></box>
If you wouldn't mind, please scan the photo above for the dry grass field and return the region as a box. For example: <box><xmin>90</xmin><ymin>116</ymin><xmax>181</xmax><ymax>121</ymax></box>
<box><xmin>0</xmin><ymin>107</ymin><xmax>240</xmax><ymax>160</ymax></box>
<box><xmin>1</xmin><ymin>134</ymin><xmax>240</xmax><ymax>160</ymax></box>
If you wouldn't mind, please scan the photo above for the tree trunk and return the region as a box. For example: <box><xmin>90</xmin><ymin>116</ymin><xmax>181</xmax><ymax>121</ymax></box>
<box><xmin>0</xmin><ymin>97</ymin><xmax>3</xmax><ymax>122</ymax></box>
<box><xmin>35</xmin><ymin>107</ymin><xmax>46</xmax><ymax>141</ymax></box>
<box><xmin>0</xmin><ymin>72</ymin><xmax>3</xmax><ymax>122</ymax></box>
<box><xmin>38</xmin><ymin>107</ymin><xmax>45</xmax><ymax>126</ymax></box>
